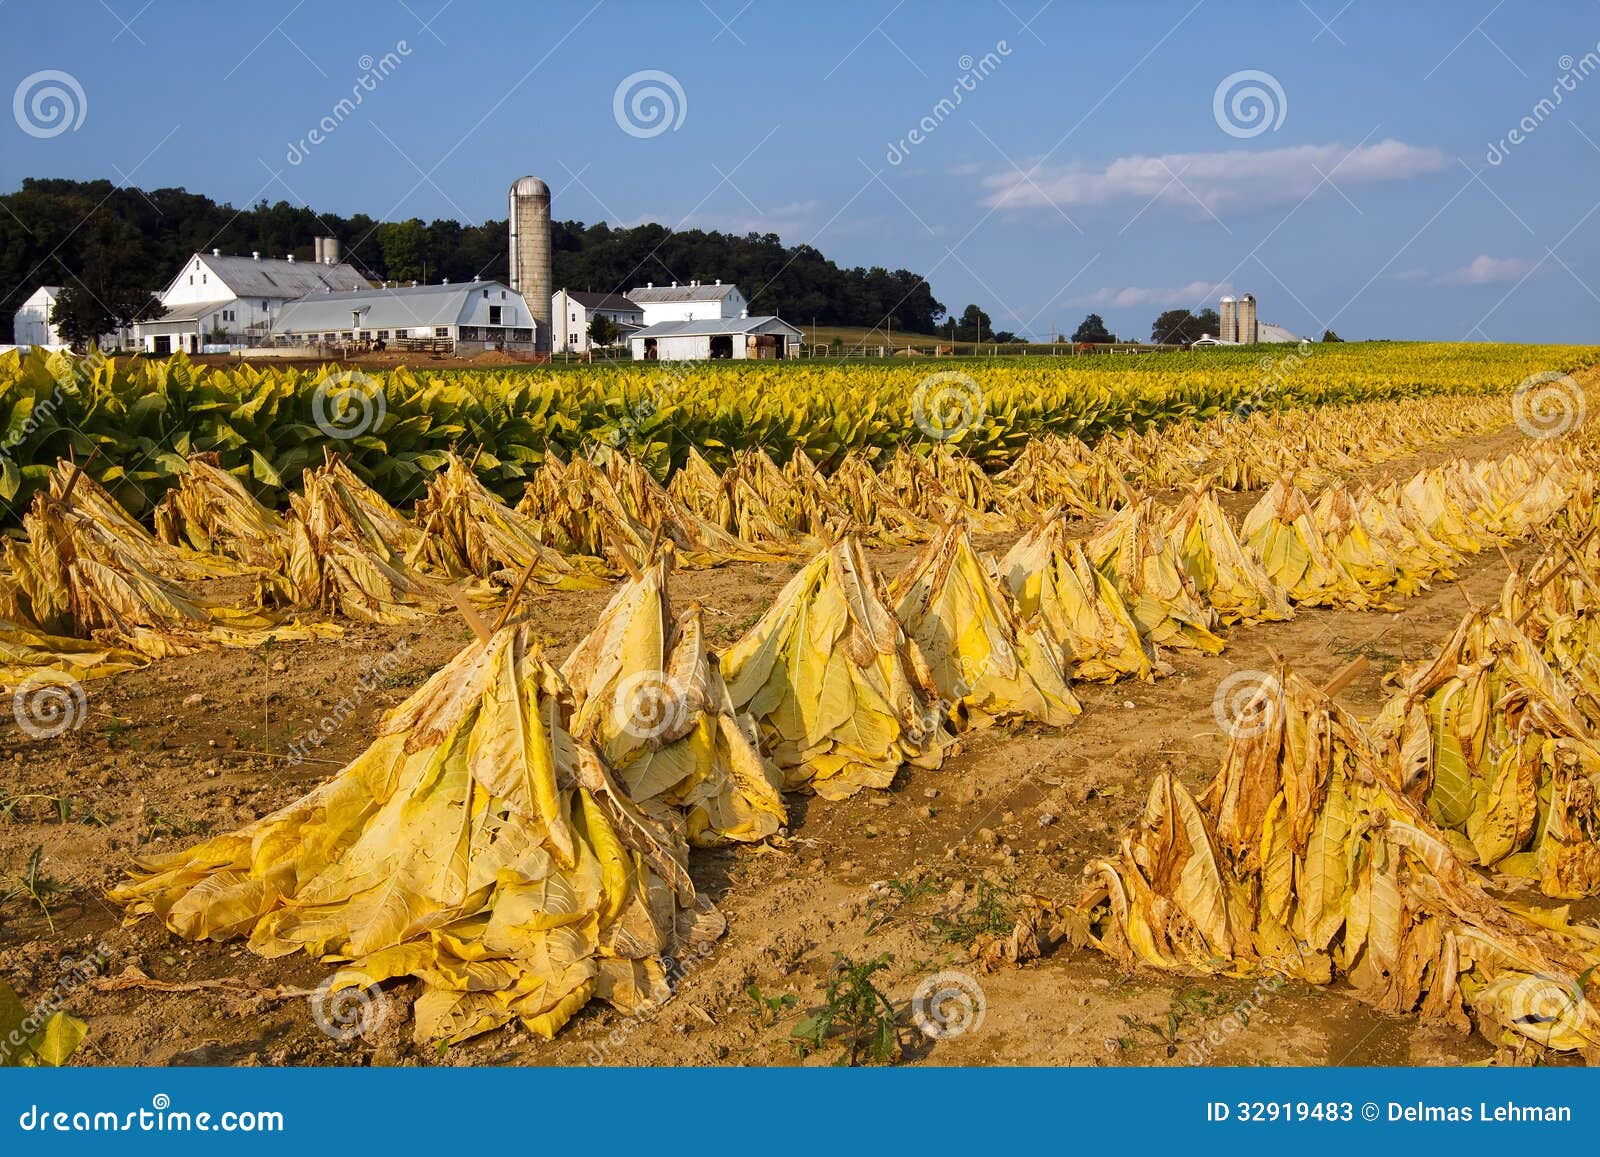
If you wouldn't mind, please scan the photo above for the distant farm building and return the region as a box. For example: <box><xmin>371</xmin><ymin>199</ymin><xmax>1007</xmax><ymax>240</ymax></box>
<box><xmin>138</xmin><ymin>240</ymin><xmax>368</xmax><ymax>354</ymax></box>
<box><xmin>1204</xmin><ymin>291</ymin><xmax>1297</xmax><ymax>345</ymax></box>
<box><xmin>12</xmin><ymin>286</ymin><xmax>65</xmax><ymax>348</ymax></box>
<box><xmin>552</xmin><ymin>289</ymin><xmax>643</xmax><ymax>353</ymax></box>
<box><xmin>630</xmin><ymin>315</ymin><xmax>802</xmax><ymax>361</ymax></box>
<box><xmin>627</xmin><ymin>280</ymin><xmax>746</xmax><ymax>326</ymax></box>
<box><xmin>274</xmin><ymin>280</ymin><xmax>536</xmax><ymax>353</ymax></box>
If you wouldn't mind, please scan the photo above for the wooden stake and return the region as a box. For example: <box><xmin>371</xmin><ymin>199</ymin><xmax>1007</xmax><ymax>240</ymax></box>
<box><xmin>450</xmin><ymin>584</ymin><xmax>493</xmax><ymax>643</ymax></box>
<box><xmin>1320</xmin><ymin>655</ymin><xmax>1369</xmax><ymax>698</ymax></box>
<box><xmin>1512</xmin><ymin>526</ymin><xmax>1597</xmax><ymax>627</ymax></box>
<box><xmin>491</xmin><ymin>551</ymin><xmax>544</xmax><ymax>632</ymax></box>
<box><xmin>57</xmin><ymin>447</ymin><xmax>101</xmax><ymax>506</ymax></box>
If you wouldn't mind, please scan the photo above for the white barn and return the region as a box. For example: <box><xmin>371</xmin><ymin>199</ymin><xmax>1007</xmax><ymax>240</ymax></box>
<box><xmin>274</xmin><ymin>281</ymin><xmax>536</xmax><ymax>352</ymax></box>
<box><xmin>138</xmin><ymin>246</ymin><xmax>369</xmax><ymax>354</ymax></box>
<box><xmin>627</xmin><ymin>280</ymin><xmax>746</xmax><ymax>326</ymax></box>
<box><xmin>629</xmin><ymin>315</ymin><xmax>802</xmax><ymax>361</ymax></box>
<box><xmin>552</xmin><ymin>289</ymin><xmax>643</xmax><ymax>353</ymax></box>
<box><xmin>12</xmin><ymin>286</ymin><xmax>66</xmax><ymax>348</ymax></box>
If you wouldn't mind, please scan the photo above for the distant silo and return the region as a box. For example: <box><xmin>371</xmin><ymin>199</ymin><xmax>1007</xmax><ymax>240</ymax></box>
<box><xmin>508</xmin><ymin>175</ymin><xmax>552</xmax><ymax>352</ymax></box>
<box><xmin>1219</xmin><ymin>295</ymin><xmax>1238</xmax><ymax>344</ymax></box>
<box><xmin>321</xmin><ymin>236</ymin><xmax>341</xmax><ymax>266</ymax></box>
<box><xmin>1238</xmin><ymin>293</ymin><xmax>1257</xmax><ymax>344</ymax></box>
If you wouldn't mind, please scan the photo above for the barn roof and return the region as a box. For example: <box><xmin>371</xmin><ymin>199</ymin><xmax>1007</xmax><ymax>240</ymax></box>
<box><xmin>275</xmin><ymin>281</ymin><xmax>521</xmax><ymax>332</ymax></box>
<box><xmin>630</xmin><ymin>316</ymin><xmax>802</xmax><ymax>339</ymax></box>
<box><xmin>178</xmin><ymin>254</ymin><xmax>370</xmax><ymax>299</ymax></box>
<box><xmin>627</xmin><ymin>282</ymin><xmax>740</xmax><ymax>304</ymax></box>
<box><xmin>140</xmin><ymin>299</ymin><xmax>234</xmax><ymax>326</ymax></box>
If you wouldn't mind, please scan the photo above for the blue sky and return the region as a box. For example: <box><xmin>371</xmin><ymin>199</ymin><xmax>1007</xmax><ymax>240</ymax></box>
<box><xmin>4</xmin><ymin>0</ymin><xmax>1599</xmax><ymax>341</ymax></box>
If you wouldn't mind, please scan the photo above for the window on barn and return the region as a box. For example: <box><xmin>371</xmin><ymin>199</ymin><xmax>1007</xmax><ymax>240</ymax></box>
<box><xmin>435</xmin><ymin>327</ymin><xmax>448</xmax><ymax>338</ymax></box>
<box><xmin>489</xmin><ymin>306</ymin><xmax>502</xmax><ymax>325</ymax></box>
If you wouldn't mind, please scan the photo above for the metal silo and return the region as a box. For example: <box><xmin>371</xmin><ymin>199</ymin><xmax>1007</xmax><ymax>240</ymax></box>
<box><xmin>1238</xmin><ymin>293</ymin><xmax>1257</xmax><ymax>344</ymax></box>
<box><xmin>1219</xmin><ymin>295</ymin><xmax>1237</xmax><ymax>344</ymax></box>
<box><xmin>508</xmin><ymin>175</ymin><xmax>552</xmax><ymax>351</ymax></box>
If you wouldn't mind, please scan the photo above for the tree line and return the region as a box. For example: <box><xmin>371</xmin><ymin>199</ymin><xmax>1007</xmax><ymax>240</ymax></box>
<box><xmin>1</xmin><ymin>177</ymin><xmax>947</xmax><ymax>341</ymax></box>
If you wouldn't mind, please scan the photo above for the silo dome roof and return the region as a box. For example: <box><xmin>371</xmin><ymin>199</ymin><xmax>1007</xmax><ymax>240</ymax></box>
<box><xmin>510</xmin><ymin>175</ymin><xmax>549</xmax><ymax>197</ymax></box>
<box><xmin>1219</xmin><ymin>295</ymin><xmax>1236</xmax><ymax>302</ymax></box>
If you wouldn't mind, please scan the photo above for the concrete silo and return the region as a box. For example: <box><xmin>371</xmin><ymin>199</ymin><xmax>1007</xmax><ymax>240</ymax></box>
<box><xmin>1238</xmin><ymin>293</ymin><xmax>1257</xmax><ymax>344</ymax></box>
<box><xmin>508</xmin><ymin>175</ymin><xmax>552</xmax><ymax>352</ymax></box>
<box><xmin>1219</xmin><ymin>295</ymin><xmax>1237</xmax><ymax>343</ymax></box>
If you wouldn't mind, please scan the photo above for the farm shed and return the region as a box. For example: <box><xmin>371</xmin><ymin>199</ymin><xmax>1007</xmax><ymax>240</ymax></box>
<box><xmin>627</xmin><ymin>280</ymin><xmax>746</xmax><ymax>326</ymax></box>
<box><xmin>629</xmin><ymin>315</ymin><xmax>803</xmax><ymax>361</ymax></box>
<box><xmin>12</xmin><ymin>286</ymin><xmax>67</xmax><ymax>348</ymax></box>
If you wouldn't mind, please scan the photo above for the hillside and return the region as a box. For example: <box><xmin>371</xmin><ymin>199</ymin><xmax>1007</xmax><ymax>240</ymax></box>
<box><xmin>0</xmin><ymin>177</ymin><xmax>943</xmax><ymax>333</ymax></box>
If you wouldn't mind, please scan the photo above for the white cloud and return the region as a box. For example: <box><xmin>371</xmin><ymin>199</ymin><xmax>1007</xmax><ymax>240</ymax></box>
<box><xmin>981</xmin><ymin>139</ymin><xmax>1449</xmax><ymax>217</ymax></box>
<box><xmin>1072</xmin><ymin>280</ymin><xmax>1230</xmax><ymax>309</ymax></box>
<box><xmin>1435</xmin><ymin>255</ymin><xmax>1538</xmax><ymax>285</ymax></box>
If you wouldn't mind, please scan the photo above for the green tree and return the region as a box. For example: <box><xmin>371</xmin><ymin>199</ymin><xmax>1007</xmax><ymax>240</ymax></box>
<box><xmin>1151</xmin><ymin>309</ymin><xmax>1194</xmax><ymax>344</ymax></box>
<box><xmin>376</xmin><ymin>218</ymin><xmax>431</xmax><ymax>283</ymax></box>
<box><xmin>1151</xmin><ymin>308</ymin><xmax>1219</xmax><ymax>345</ymax></box>
<box><xmin>587</xmin><ymin>313</ymin><xmax>621</xmax><ymax>347</ymax></box>
<box><xmin>955</xmin><ymin>304</ymin><xmax>991</xmax><ymax>343</ymax></box>
<box><xmin>50</xmin><ymin>284</ymin><xmax>164</xmax><ymax>350</ymax></box>
<box><xmin>1322</xmin><ymin>328</ymin><xmax>1344</xmax><ymax>342</ymax></box>
<box><xmin>1071</xmin><ymin>313</ymin><xmax>1113</xmax><ymax>343</ymax></box>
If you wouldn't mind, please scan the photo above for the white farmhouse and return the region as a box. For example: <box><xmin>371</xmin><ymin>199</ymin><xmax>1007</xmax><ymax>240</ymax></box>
<box><xmin>137</xmin><ymin>243</ymin><xmax>369</xmax><ymax>355</ymax></box>
<box><xmin>627</xmin><ymin>280</ymin><xmax>745</xmax><ymax>326</ymax></box>
<box><xmin>552</xmin><ymin>289</ymin><xmax>643</xmax><ymax>353</ymax></box>
<box><xmin>12</xmin><ymin>286</ymin><xmax>66</xmax><ymax>348</ymax></box>
<box><xmin>629</xmin><ymin>315</ymin><xmax>802</xmax><ymax>361</ymax></box>
<box><xmin>273</xmin><ymin>281</ymin><xmax>536</xmax><ymax>352</ymax></box>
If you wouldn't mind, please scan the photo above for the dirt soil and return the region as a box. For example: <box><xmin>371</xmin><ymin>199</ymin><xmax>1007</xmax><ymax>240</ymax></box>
<box><xmin>0</xmin><ymin>419</ymin><xmax>1580</xmax><ymax>1069</ymax></box>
